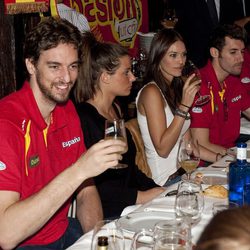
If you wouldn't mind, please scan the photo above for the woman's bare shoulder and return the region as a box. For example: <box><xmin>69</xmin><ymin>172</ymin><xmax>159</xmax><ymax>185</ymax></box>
<box><xmin>140</xmin><ymin>82</ymin><xmax>162</xmax><ymax>97</ymax></box>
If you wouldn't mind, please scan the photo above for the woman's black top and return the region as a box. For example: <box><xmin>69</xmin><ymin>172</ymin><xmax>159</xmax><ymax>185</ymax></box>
<box><xmin>76</xmin><ymin>102</ymin><xmax>159</xmax><ymax>219</ymax></box>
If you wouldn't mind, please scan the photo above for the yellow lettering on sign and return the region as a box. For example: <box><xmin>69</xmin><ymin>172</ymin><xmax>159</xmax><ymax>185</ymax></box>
<box><xmin>74</xmin><ymin>0</ymin><xmax>143</xmax><ymax>48</ymax></box>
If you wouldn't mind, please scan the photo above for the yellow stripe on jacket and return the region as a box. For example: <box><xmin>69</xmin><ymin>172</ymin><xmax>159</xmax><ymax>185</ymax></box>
<box><xmin>24</xmin><ymin>120</ymin><xmax>31</xmax><ymax>176</ymax></box>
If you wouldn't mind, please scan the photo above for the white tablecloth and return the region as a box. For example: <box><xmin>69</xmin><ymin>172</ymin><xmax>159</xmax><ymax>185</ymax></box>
<box><xmin>66</xmin><ymin>155</ymin><xmax>232</xmax><ymax>250</ymax></box>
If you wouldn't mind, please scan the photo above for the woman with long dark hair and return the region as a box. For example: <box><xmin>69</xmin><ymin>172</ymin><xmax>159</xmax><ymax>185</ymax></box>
<box><xmin>136</xmin><ymin>29</ymin><xmax>217</xmax><ymax>186</ymax></box>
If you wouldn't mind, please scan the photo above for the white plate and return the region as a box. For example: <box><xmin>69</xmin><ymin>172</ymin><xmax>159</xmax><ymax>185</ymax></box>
<box><xmin>192</xmin><ymin>170</ymin><xmax>228</xmax><ymax>185</ymax></box>
<box><xmin>117</xmin><ymin>211</ymin><xmax>175</xmax><ymax>233</ymax></box>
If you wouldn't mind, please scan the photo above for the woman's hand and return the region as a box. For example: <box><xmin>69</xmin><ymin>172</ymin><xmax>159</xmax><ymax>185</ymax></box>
<box><xmin>181</xmin><ymin>73</ymin><xmax>201</xmax><ymax>108</ymax></box>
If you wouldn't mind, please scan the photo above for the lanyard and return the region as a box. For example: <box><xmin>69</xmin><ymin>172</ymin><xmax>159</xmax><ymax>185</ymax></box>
<box><xmin>209</xmin><ymin>81</ymin><xmax>227</xmax><ymax>115</ymax></box>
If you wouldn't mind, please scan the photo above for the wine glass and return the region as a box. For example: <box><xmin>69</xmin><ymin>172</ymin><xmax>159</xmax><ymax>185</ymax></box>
<box><xmin>154</xmin><ymin>219</ymin><xmax>188</xmax><ymax>240</ymax></box>
<box><xmin>131</xmin><ymin>228</ymin><xmax>155</xmax><ymax>250</ymax></box>
<box><xmin>175</xmin><ymin>180</ymin><xmax>204</xmax><ymax>223</ymax></box>
<box><xmin>177</xmin><ymin>137</ymin><xmax>200</xmax><ymax>180</ymax></box>
<box><xmin>104</xmin><ymin>119</ymin><xmax>128</xmax><ymax>169</ymax></box>
<box><xmin>175</xmin><ymin>180</ymin><xmax>204</xmax><ymax>249</ymax></box>
<box><xmin>131</xmin><ymin>229</ymin><xmax>187</xmax><ymax>250</ymax></box>
<box><xmin>153</xmin><ymin>220</ymin><xmax>189</xmax><ymax>250</ymax></box>
<box><xmin>154</xmin><ymin>232</ymin><xmax>187</xmax><ymax>250</ymax></box>
<box><xmin>182</xmin><ymin>60</ymin><xmax>211</xmax><ymax>106</ymax></box>
<box><xmin>91</xmin><ymin>220</ymin><xmax>125</xmax><ymax>250</ymax></box>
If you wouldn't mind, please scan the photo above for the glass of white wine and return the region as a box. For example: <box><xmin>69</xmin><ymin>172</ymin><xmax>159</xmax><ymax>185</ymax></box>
<box><xmin>177</xmin><ymin>137</ymin><xmax>200</xmax><ymax>180</ymax></box>
<box><xmin>104</xmin><ymin>119</ymin><xmax>128</xmax><ymax>169</ymax></box>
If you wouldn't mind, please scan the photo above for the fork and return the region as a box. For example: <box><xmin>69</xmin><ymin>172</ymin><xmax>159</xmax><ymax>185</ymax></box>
<box><xmin>211</xmin><ymin>165</ymin><xmax>226</xmax><ymax>168</ymax></box>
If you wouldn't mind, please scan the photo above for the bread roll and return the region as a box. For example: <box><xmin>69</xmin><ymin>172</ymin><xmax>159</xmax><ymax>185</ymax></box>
<box><xmin>203</xmin><ymin>185</ymin><xmax>228</xmax><ymax>199</ymax></box>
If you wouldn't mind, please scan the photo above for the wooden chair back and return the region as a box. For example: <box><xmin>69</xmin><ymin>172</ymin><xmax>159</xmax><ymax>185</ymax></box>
<box><xmin>125</xmin><ymin>118</ymin><xmax>152</xmax><ymax>178</ymax></box>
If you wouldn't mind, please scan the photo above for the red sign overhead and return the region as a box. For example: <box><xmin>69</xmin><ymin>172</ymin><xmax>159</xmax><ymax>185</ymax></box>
<box><xmin>64</xmin><ymin>0</ymin><xmax>149</xmax><ymax>55</ymax></box>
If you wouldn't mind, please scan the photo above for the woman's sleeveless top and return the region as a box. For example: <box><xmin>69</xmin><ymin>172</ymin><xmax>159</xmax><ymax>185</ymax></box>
<box><xmin>136</xmin><ymin>82</ymin><xmax>190</xmax><ymax>186</ymax></box>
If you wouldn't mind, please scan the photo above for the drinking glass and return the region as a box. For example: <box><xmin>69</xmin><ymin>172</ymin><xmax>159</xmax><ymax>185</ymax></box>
<box><xmin>175</xmin><ymin>180</ymin><xmax>204</xmax><ymax>249</ymax></box>
<box><xmin>177</xmin><ymin>137</ymin><xmax>200</xmax><ymax>180</ymax></box>
<box><xmin>154</xmin><ymin>232</ymin><xmax>187</xmax><ymax>250</ymax></box>
<box><xmin>175</xmin><ymin>180</ymin><xmax>204</xmax><ymax>223</ymax></box>
<box><xmin>131</xmin><ymin>228</ymin><xmax>155</xmax><ymax>250</ymax></box>
<box><xmin>91</xmin><ymin>220</ymin><xmax>125</xmax><ymax>250</ymax></box>
<box><xmin>104</xmin><ymin>119</ymin><xmax>128</xmax><ymax>168</ymax></box>
<box><xmin>131</xmin><ymin>228</ymin><xmax>187</xmax><ymax>250</ymax></box>
<box><xmin>182</xmin><ymin>60</ymin><xmax>211</xmax><ymax>106</ymax></box>
<box><xmin>154</xmin><ymin>220</ymin><xmax>188</xmax><ymax>248</ymax></box>
<box><xmin>154</xmin><ymin>220</ymin><xmax>181</xmax><ymax>237</ymax></box>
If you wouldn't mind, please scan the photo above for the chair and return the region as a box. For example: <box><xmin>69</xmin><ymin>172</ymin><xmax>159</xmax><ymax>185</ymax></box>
<box><xmin>125</xmin><ymin>118</ymin><xmax>152</xmax><ymax>178</ymax></box>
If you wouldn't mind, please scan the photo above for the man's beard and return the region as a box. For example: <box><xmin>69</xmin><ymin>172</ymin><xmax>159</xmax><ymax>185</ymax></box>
<box><xmin>36</xmin><ymin>72</ymin><xmax>73</xmax><ymax>104</ymax></box>
<box><xmin>230</xmin><ymin>63</ymin><xmax>243</xmax><ymax>76</ymax></box>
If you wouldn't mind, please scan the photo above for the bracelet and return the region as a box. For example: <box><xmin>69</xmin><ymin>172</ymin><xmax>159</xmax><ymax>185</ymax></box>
<box><xmin>216</xmin><ymin>153</ymin><xmax>222</xmax><ymax>161</ymax></box>
<box><xmin>180</xmin><ymin>103</ymin><xmax>191</xmax><ymax>109</ymax></box>
<box><xmin>175</xmin><ymin>108</ymin><xmax>191</xmax><ymax>120</ymax></box>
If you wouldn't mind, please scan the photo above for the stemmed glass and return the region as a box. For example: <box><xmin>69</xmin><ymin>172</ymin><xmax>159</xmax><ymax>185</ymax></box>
<box><xmin>153</xmin><ymin>232</ymin><xmax>187</xmax><ymax>250</ymax></box>
<box><xmin>182</xmin><ymin>60</ymin><xmax>211</xmax><ymax>106</ymax></box>
<box><xmin>104</xmin><ymin>119</ymin><xmax>128</xmax><ymax>169</ymax></box>
<box><xmin>153</xmin><ymin>220</ymin><xmax>188</xmax><ymax>250</ymax></box>
<box><xmin>131</xmin><ymin>228</ymin><xmax>187</xmax><ymax>250</ymax></box>
<box><xmin>175</xmin><ymin>180</ymin><xmax>204</xmax><ymax>249</ymax></box>
<box><xmin>177</xmin><ymin>137</ymin><xmax>200</xmax><ymax>180</ymax></box>
<box><xmin>91</xmin><ymin>220</ymin><xmax>125</xmax><ymax>250</ymax></box>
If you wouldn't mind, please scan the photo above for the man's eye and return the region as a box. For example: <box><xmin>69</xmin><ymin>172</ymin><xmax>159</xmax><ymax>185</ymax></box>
<box><xmin>49</xmin><ymin>65</ymin><xmax>59</xmax><ymax>69</ymax></box>
<box><xmin>230</xmin><ymin>50</ymin><xmax>237</xmax><ymax>55</ymax></box>
<box><xmin>69</xmin><ymin>64</ymin><xmax>79</xmax><ymax>71</ymax></box>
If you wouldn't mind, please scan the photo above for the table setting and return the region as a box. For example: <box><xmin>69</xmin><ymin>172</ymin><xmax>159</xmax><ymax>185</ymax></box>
<box><xmin>66</xmin><ymin>146</ymin><xmax>236</xmax><ymax>250</ymax></box>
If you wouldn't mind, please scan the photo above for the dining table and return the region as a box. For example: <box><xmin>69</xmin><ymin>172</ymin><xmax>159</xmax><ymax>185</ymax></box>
<box><xmin>240</xmin><ymin>117</ymin><xmax>250</xmax><ymax>135</ymax></box>
<box><xmin>66</xmin><ymin>152</ymin><xmax>237</xmax><ymax>250</ymax></box>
